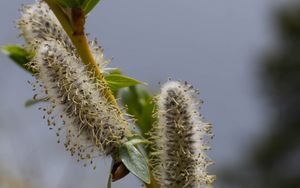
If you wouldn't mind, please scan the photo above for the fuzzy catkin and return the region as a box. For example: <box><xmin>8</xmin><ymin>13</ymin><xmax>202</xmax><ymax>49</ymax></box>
<box><xmin>151</xmin><ymin>81</ymin><xmax>215</xmax><ymax>188</ymax></box>
<box><xmin>32</xmin><ymin>40</ymin><xmax>128</xmax><ymax>159</ymax></box>
<box><xmin>18</xmin><ymin>2</ymin><xmax>131</xmax><ymax>163</ymax></box>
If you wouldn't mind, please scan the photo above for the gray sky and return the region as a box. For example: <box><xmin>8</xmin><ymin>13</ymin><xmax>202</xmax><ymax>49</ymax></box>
<box><xmin>0</xmin><ymin>0</ymin><xmax>283</xmax><ymax>187</ymax></box>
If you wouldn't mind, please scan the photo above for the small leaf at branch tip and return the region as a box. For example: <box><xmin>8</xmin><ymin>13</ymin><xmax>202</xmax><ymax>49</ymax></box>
<box><xmin>56</xmin><ymin>0</ymin><xmax>101</xmax><ymax>15</ymax></box>
<box><xmin>82</xmin><ymin>0</ymin><xmax>101</xmax><ymax>15</ymax></box>
<box><xmin>105</xmin><ymin>74</ymin><xmax>145</xmax><ymax>91</ymax></box>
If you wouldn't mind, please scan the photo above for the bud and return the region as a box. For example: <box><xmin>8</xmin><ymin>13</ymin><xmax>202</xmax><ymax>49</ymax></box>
<box><xmin>150</xmin><ymin>81</ymin><xmax>215</xmax><ymax>188</ymax></box>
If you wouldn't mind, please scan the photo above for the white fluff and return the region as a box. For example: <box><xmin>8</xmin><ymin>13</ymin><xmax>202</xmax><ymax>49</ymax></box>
<box><xmin>17</xmin><ymin>2</ymin><xmax>130</xmax><ymax>165</ymax></box>
<box><xmin>32</xmin><ymin>40</ymin><xmax>128</xmax><ymax>162</ymax></box>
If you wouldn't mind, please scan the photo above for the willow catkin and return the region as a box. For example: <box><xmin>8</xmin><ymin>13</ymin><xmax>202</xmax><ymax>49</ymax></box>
<box><xmin>32</xmin><ymin>39</ymin><xmax>129</xmax><ymax>160</ymax></box>
<box><xmin>17</xmin><ymin>1</ymin><xmax>131</xmax><ymax>165</ymax></box>
<box><xmin>151</xmin><ymin>81</ymin><xmax>215</xmax><ymax>188</ymax></box>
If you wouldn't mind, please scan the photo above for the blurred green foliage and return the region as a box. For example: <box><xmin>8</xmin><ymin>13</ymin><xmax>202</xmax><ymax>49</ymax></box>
<box><xmin>218</xmin><ymin>3</ymin><xmax>300</xmax><ymax>188</ymax></box>
<box><xmin>253</xmin><ymin>4</ymin><xmax>300</xmax><ymax>187</ymax></box>
<box><xmin>120</xmin><ymin>87</ymin><xmax>156</xmax><ymax>138</ymax></box>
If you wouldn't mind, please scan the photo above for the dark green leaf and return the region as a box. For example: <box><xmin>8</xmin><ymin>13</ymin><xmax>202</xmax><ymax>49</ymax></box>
<box><xmin>25</xmin><ymin>97</ymin><xmax>49</xmax><ymax>107</ymax></box>
<box><xmin>82</xmin><ymin>0</ymin><xmax>101</xmax><ymax>15</ymax></box>
<box><xmin>1</xmin><ymin>45</ymin><xmax>35</xmax><ymax>73</ymax></box>
<box><xmin>56</xmin><ymin>0</ymin><xmax>81</xmax><ymax>8</ymax></box>
<box><xmin>105</xmin><ymin>74</ymin><xmax>144</xmax><ymax>92</ymax></box>
<box><xmin>119</xmin><ymin>144</ymin><xmax>150</xmax><ymax>184</ymax></box>
<box><xmin>79</xmin><ymin>0</ymin><xmax>86</xmax><ymax>5</ymax></box>
<box><xmin>120</xmin><ymin>87</ymin><xmax>155</xmax><ymax>138</ymax></box>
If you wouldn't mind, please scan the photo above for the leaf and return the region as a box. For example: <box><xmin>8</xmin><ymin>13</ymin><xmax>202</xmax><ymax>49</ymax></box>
<box><xmin>119</xmin><ymin>144</ymin><xmax>150</xmax><ymax>184</ymax></box>
<box><xmin>127</xmin><ymin>135</ymin><xmax>151</xmax><ymax>146</ymax></box>
<box><xmin>82</xmin><ymin>0</ymin><xmax>101</xmax><ymax>15</ymax></box>
<box><xmin>56</xmin><ymin>0</ymin><xmax>101</xmax><ymax>15</ymax></box>
<box><xmin>25</xmin><ymin>97</ymin><xmax>49</xmax><ymax>107</ymax></box>
<box><xmin>105</xmin><ymin>68</ymin><xmax>122</xmax><ymax>75</ymax></box>
<box><xmin>120</xmin><ymin>87</ymin><xmax>155</xmax><ymax>138</ymax></box>
<box><xmin>1</xmin><ymin>45</ymin><xmax>35</xmax><ymax>73</ymax></box>
<box><xmin>56</xmin><ymin>0</ymin><xmax>81</xmax><ymax>8</ymax></box>
<box><xmin>105</xmin><ymin>74</ymin><xmax>144</xmax><ymax>92</ymax></box>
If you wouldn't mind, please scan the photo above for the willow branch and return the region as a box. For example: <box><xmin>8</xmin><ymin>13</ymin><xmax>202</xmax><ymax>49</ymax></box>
<box><xmin>44</xmin><ymin>0</ymin><xmax>132</xmax><ymax>137</ymax></box>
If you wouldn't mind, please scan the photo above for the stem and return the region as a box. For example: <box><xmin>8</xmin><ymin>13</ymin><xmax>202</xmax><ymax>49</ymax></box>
<box><xmin>145</xmin><ymin>172</ymin><xmax>160</xmax><ymax>188</ymax></box>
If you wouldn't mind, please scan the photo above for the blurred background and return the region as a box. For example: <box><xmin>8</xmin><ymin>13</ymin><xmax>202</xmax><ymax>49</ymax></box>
<box><xmin>1</xmin><ymin>0</ymin><xmax>300</xmax><ymax>187</ymax></box>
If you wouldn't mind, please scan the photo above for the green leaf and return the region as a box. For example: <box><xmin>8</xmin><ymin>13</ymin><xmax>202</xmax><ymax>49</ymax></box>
<box><xmin>120</xmin><ymin>87</ymin><xmax>155</xmax><ymax>138</ymax></box>
<box><xmin>119</xmin><ymin>144</ymin><xmax>150</xmax><ymax>184</ymax></box>
<box><xmin>105</xmin><ymin>74</ymin><xmax>144</xmax><ymax>92</ymax></box>
<box><xmin>56</xmin><ymin>0</ymin><xmax>101</xmax><ymax>15</ymax></box>
<box><xmin>25</xmin><ymin>97</ymin><xmax>49</xmax><ymax>107</ymax></box>
<box><xmin>105</xmin><ymin>68</ymin><xmax>122</xmax><ymax>75</ymax></box>
<box><xmin>127</xmin><ymin>135</ymin><xmax>151</xmax><ymax>146</ymax></box>
<box><xmin>1</xmin><ymin>45</ymin><xmax>35</xmax><ymax>73</ymax></box>
<box><xmin>56</xmin><ymin>0</ymin><xmax>81</xmax><ymax>8</ymax></box>
<box><xmin>82</xmin><ymin>0</ymin><xmax>101</xmax><ymax>15</ymax></box>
